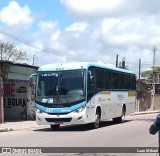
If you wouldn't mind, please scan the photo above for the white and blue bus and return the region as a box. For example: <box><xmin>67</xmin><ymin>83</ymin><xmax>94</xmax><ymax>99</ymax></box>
<box><xmin>31</xmin><ymin>62</ymin><xmax>136</xmax><ymax>130</ymax></box>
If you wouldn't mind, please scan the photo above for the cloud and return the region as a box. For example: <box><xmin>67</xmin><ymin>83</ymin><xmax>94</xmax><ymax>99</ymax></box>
<box><xmin>32</xmin><ymin>20</ymin><xmax>61</xmax><ymax>48</ymax></box>
<box><xmin>0</xmin><ymin>0</ymin><xmax>160</xmax><ymax>76</ymax></box>
<box><xmin>65</xmin><ymin>22</ymin><xmax>89</xmax><ymax>32</ymax></box>
<box><xmin>59</xmin><ymin>0</ymin><xmax>160</xmax><ymax>73</ymax></box>
<box><xmin>0</xmin><ymin>1</ymin><xmax>33</xmax><ymax>26</ymax></box>
<box><xmin>23</xmin><ymin>15</ymin><xmax>160</xmax><ymax>74</ymax></box>
<box><xmin>61</xmin><ymin>0</ymin><xmax>160</xmax><ymax>19</ymax></box>
<box><xmin>38</xmin><ymin>20</ymin><xmax>58</xmax><ymax>32</ymax></box>
<box><xmin>61</xmin><ymin>0</ymin><xmax>123</xmax><ymax>19</ymax></box>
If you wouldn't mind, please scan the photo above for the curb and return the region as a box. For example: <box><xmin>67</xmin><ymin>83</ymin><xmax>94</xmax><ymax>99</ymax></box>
<box><xmin>0</xmin><ymin>128</ymin><xmax>14</xmax><ymax>132</ymax></box>
<box><xmin>0</xmin><ymin>125</ymin><xmax>49</xmax><ymax>133</ymax></box>
<box><xmin>131</xmin><ymin>110</ymin><xmax>160</xmax><ymax>116</ymax></box>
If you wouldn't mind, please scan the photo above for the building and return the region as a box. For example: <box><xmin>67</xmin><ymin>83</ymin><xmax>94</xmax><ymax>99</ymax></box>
<box><xmin>153</xmin><ymin>71</ymin><xmax>160</xmax><ymax>94</ymax></box>
<box><xmin>136</xmin><ymin>71</ymin><xmax>160</xmax><ymax>112</ymax></box>
<box><xmin>149</xmin><ymin>72</ymin><xmax>160</xmax><ymax>110</ymax></box>
<box><xmin>136</xmin><ymin>79</ymin><xmax>153</xmax><ymax>111</ymax></box>
<box><xmin>0</xmin><ymin>61</ymin><xmax>38</xmax><ymax>123</ymax></box>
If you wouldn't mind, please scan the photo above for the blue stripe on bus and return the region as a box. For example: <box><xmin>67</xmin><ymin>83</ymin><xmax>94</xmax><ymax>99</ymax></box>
<box><xmin>35</xmin><ymin>102</ymin><xmax>86</xmax><ymax>114</ymax></box>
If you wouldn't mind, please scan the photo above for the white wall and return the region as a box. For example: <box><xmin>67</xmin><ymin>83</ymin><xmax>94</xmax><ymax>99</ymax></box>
<box><xmin>3</xmin><ymin>80</ymin><xmax>28</xmax><ymax>120</ymax></box>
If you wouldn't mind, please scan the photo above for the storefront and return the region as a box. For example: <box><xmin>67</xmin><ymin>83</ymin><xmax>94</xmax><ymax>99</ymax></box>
<box><xmin>0</xmin><ymin>61</ymin><xmax>38</xmax><ymax>122</ymax></box>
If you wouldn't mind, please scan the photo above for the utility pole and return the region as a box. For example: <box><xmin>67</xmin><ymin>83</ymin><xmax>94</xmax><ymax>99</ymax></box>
<box><xmin>139</xmin><ymin>58</ymin><xmax>141</xmax><ymax>85</ymax></box>
<box><xmin>122</xmin><ymin>57</ymin><xmax>125</xmax><ymax>69</ymax></box>
<box><xmin>137</xmin><ymin>58</ymin><xmax>141</xmax><ymax>112</ymax></box>
<box><xmin>151</xmin><ymin>46</ymin><xmax>157</xmax><ymax>110</ymax></box>
<box><xmin>152</xmin><ymin>46</ymin><xmax>157</xmax><ymax>83</ymax></box>
<box><xmin>116</xmin><ymin>54</ymin><xmax>118</xmax><ymax>67</ymax></box>
<box><xmin>32</xmin><ymin>55</ymin><xmax>38</xmax><ymax>66</ymax></box>
<box><xmin>153</xmin><ymin>46</ymin><xmax>157</xmax><ymax>69</ymax></box>
<box><xmin>152</xmin><ymin>46</ymin><xmax>157</xmax><ymax>92</ymax></box>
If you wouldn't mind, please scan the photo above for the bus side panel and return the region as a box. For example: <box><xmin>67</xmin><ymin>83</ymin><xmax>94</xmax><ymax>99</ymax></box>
<box><xmin>125</xmin><ymin>92</ymin><xmax>136</xmax><ymax>115</ymax></box>
<box><xmin>85</xmin><ymin>97</ymin><xmax>98</xmax><ymax>123</ymax></box>
<box><xmin>85</xmin><ymin>94</ymin><xmax>107</xmax><ymax>123</ymax></box>
<box><xmin>99</xmin><ymin>91</ymin><xmax>136</xmax><ymax>120</ymax></box>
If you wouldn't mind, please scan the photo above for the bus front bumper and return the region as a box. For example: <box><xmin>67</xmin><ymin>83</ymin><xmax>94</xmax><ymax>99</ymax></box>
<box><xmin>36</xmin><ymin>109</ymin><xmax>88</xmax><ymax>126</ymax></box>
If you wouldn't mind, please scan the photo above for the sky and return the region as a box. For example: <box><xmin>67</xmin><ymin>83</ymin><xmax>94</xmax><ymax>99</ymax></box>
<box><xmin>0</xmin><ymin>0</ymin><xmax>160</xmax><ymax>75</ymax></box>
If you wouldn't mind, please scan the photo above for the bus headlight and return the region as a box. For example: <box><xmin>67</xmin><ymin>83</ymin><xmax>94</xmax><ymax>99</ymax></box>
<box><xmin>36</xmin><ymin>109</ymin><xmax>42</xmax><ymax>113</ymax></box>
<box><xmin>75</xmin><ymin>106</ymin><xmax>85</xmax><ymax>113</ymax></box>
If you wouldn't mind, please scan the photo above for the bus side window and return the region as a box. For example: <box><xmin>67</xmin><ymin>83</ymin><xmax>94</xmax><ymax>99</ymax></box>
<box><xmin>125</xmin><ymin>75</ymin><xmax>129</xmax><ymax>90</ymax></box>
<box><xmin>113</xmin><ymin>72</ymin><xmax>118</xmax><ymax>90</ymax></box>
<box><xmin>95</xmin><ymin>68</ymin><xmax>105</xmax><ymax>91</ymax></box>
<box><xmin>118</xmin><ymin>73</ymin><xmax>125</xmax><ymax>90</ymax></box>
<box><xmin>130</xmin><ymin>75</ymin><xmax>136</xmax><ymax>90</ymax></box>
<box><xmin>126</xmin><ymin>75</ymin><xmax>133</xmax><ymax>90</ymax></box>
<box><xmin>105</xmin><ymin>71</ymin><xmax>112</xmax><ymax>90</ymax></box>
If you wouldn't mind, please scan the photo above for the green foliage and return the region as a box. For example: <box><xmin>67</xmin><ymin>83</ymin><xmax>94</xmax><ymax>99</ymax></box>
<box><xmin>124</xmin><ymin>65</ymin><xmax>129</xmax><ymax>70</ymax></box>
<box><xmin>0</xmin><ymin>40</ymin><xmax>28</xmax><ymax>62</ymax></box>
<box><xmin>153</xmin><ymin>66</ymin><xmax>160</xmax><ymax>72</ymax></box>
<box><xmin>141</xmin><ymin>66</ymin><xmax>160</xmax><ymax>82</ymax></box>
<box><xmin>141</xmin><ymin>70</ymin><xmax>153</xmax><ymax>82</ymax></box>
<box><xmin>119</xmin><ymin>66</ymin><xmax>129</xmax><ymax>70</ymax></box>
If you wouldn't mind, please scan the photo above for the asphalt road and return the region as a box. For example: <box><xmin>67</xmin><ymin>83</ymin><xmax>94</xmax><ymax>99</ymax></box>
<box><xmin>0</xmin><ymin>113</ymin><xmax>159</xmax><ymax>156</ymax></box>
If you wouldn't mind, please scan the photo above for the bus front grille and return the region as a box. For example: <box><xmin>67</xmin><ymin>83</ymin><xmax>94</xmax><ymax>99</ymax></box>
<box><xmin>45</xmin><ymin>118</ymin><xmax>72</xmax><ymax>122</ymax></box>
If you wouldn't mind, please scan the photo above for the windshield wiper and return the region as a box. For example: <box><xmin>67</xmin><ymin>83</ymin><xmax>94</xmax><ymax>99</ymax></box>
<box><xmin>55</xmin><ymin>85</ymin><xmax>62</xmax><ymax>104</ymax></box>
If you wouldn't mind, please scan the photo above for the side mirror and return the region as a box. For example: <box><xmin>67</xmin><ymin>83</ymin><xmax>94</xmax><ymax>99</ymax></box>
<box><xmin>88</xmin><ymin>71</ymin><xmax>94</xmax><ymax>82</ymax></box>
<box><xmin>88</xmin><ymin>71</ymin><xmax>94</xmax><ymax>93</ymax></box>
<box><xmin>30</xmin><ymin>73</ymin><xmax>37</xmax><ymax>87</ymax></box>
<box><xmin>30</xmin><ymin>73</ymin><xmax>37</xmax><ymax>101</ymax></box>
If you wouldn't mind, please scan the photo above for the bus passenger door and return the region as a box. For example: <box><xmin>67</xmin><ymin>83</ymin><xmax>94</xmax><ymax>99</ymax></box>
<box><xmin>104</xmin><ymin>92</ymin><xmax>112</xmax><ymax>119</ymax></box>
<box><xmin>86</xmin><ymin>68</ymin><xmax>96</xmax><ymax>122</ymax></box>
<box><xmin>86</xmin><ymin>98</ymin><xmax>96</xmax><ymax>122</ymax></box>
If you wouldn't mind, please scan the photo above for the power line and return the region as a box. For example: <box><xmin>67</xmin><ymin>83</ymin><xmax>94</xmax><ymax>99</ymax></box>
<box><xmin>1</xmin><ymin>28</ymin><xmax>160</xmax><ymax>66</ymax></box>
<box><xmin>0</xmin><ymin>29</ymin><xmax>80</xmax><ymax>61</ymax></box>
<box><xmin>0</xmin><ymin>29</ymin><xmax>100</xmax><ymax>62</ymax></box>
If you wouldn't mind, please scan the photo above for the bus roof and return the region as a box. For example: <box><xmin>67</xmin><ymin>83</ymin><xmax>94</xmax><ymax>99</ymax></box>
<box><xmin>38</xmin><ymin>62</ymin><xmax>135</xmax><ymax>74</ymax></box>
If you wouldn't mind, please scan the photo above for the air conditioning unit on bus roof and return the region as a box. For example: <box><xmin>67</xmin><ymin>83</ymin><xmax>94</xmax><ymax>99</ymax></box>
<box><xmin>96</xmin><ymin>61</ymin><xmax>116</xmax><ymax>67</ymax></box>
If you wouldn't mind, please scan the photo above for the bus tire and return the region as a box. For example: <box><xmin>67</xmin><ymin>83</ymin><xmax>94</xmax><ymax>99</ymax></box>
<box><xmin>113</xmin><ymin>107</ymin><xmax>126</xmax><ymax>124</ymax></box>
<box><xmin>50</xmin><ymin>125</ymin><xmax>60</xmax><ymax>130</ymax></box>
<box><xmin>91</xmin><ymin>108</ymin><xmax>101</xmax><ymax>129</ymax></box>
<box><xmin>121</xmin><ymin>107</ymin><xmax>126</xmax><ymax>122</ymax></box>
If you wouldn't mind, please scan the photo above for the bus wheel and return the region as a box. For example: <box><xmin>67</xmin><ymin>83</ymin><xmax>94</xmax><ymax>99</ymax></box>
<box><xmin>50</xmin><ymin>125</ymin><xmax>60</xmax><ymax>130</ymax></box>
<box><xmin>121</xmin><ymin>107</ymin><xmax>126</xmax><ymax>122</ymax></box>
<box><xmin>113</xmin><ymin>107</ymin><xmax>125</xmax><ymax>124</ymax></box>
<box><xmin>91</xmin><ymin>110</ymin><xmax>101</xmax><ymax>129</ymax></box>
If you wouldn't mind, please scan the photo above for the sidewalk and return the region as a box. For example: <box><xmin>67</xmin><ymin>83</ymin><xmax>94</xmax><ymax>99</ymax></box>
<box><xmin>131</xmin><ymin>110</ymin><xmax>160</xmax><ymax>115</ymax></box>
<box><xmin>0</xmin><ymin>120</ymin><xmax>48</xmax><ymax>132</ymax></box>
<box><xmin>0</xmin><ymin>110</ymin><xmax>160</xmax><ymax>133</ymax></box>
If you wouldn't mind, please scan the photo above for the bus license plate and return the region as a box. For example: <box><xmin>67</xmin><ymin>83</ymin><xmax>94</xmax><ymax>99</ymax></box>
<box><xmin>55</xmin><ymin>122</ymin><xmax>63</xmax><ymax>125</ymax></box>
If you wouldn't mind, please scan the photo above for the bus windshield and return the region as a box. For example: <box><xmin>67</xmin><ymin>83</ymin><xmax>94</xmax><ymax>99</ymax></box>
<box><xmin>36</xmin><ymin>70</ymin><xmax>86</xmax><ymax>105</ymax></box>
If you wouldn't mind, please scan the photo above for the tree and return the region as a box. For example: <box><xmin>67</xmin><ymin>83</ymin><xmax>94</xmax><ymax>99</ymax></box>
<box><xmin>0</xmin><ymin>40</ymin><xmax>28</xmax><ymax>62</ymax></box>
<box><xmin>141</xmin><ymin>66</ymin><xmax>160</xmax><ymax>83</ymax></box>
